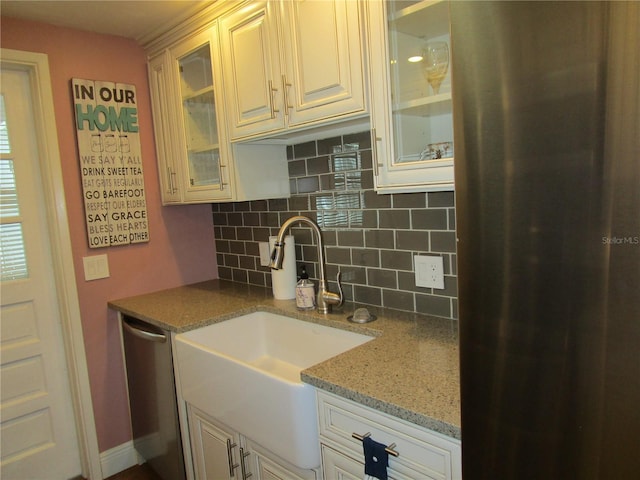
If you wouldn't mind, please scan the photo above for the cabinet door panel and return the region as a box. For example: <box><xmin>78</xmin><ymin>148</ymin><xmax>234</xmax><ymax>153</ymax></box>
<box><xmin>220</xmin><ymin>1</ymin><xmax>283</xmax><ymax>139</ymax></box>
<box><xmin>188</xmin><ymin>406</ymin><xmax>238</xmax><ymax>480</ymax></box>
<box><xmin>368</xmin><ymin>0</ymin><xmax>455</xmax><ymax>193</ymax></box>
<box><xmin>284</xmin><ymin>0</ymin><xmax>366</xmax><ymax>126</ymax></box>
<box><xmin>148</xmin><ymin>52</ymin><xmax>181</xmax><ymax>204</ymax></box>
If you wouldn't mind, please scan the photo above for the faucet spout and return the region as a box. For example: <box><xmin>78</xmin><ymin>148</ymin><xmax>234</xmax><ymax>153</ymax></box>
<box><xmin>269</xmin><ymin>215</ymin><xmax>343</xmax><ymax>314</ymax></box>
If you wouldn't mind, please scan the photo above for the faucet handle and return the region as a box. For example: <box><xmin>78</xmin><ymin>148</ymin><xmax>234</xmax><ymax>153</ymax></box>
<box><xmin>335</xmin><ymin>271</ymin><xmax>344</xmax><ymax>307</ymax></box>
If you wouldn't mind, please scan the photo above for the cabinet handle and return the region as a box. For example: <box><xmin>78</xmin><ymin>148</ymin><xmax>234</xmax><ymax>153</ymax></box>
<box><xmin>226</xmin><ymin>439</ymin><xmax>239</xmax><ymax>476</ymax></box>
<box><xmin>218</xmin><ymin>164</ymin><xmax>227</xmax><ymax>190</ymax></box>
<box><xmin>352</xmin><ymin>432</ymin><xmax>400</xmax><ymax>457</ymax></box>
<box><xmin>371</xmin><ymin>129</ymin><xmax>383</xmax><ymax>177</ymax></box>
<box><xmin>239</xmin><ymin>447</ymin><xmax>252</xmax><ymax>479</ymax></box>
<box><xmin>167</xmin><ymin>167</ymin><xmax>178</xmax><ymax>194</ymax></box>
<box><xmin>268</xmin><ymin>80</ymin><xmax>280</xmax><ymax>119</ymax></box>
<box><xmin>282</xmin><ymin>74</ymin><xmax>292</xmax><ymax>115</ymax></box>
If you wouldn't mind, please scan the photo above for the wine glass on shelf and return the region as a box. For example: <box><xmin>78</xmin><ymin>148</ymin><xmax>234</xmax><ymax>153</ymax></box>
<box><xmin>422</xmin><ymin>42</ymin><xmax>449</xmax><ymax>95</ymax></box>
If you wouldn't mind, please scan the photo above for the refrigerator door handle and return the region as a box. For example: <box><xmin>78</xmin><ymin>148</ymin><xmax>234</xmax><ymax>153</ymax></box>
<box><xmin>122</xmin><ymin>318</ymin><xmax>167</xmax><ymax>343</ymax></box>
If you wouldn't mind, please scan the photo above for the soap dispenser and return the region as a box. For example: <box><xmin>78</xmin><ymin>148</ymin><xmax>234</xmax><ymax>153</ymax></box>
<box><xmin>296</xmin><ymin>265</ymin><xmax>316</xmax><ymax>310</ymax></box>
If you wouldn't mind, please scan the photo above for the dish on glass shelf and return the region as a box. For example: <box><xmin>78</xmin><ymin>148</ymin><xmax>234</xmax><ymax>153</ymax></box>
<box><xmin>419</xmin><ymin>141</ymin><xmax>453</xmax><ymax>160</ymax></box>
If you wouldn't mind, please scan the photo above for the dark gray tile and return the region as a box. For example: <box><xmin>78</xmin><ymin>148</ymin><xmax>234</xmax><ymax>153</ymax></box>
<box><xmin>381</xmin><ymin>250</ymin><xmax>413</xmax><ymax>271</ymax></box>
<box><xmin>398</xmin><ymin>271</ymin><xmax>432</xmax><ymax>293</ymax></box>
<box><xmin>248</xmin><ymin>270</ymin><xmax>266</xmax><ymax>286</ymax></box>
<box><xmin>223</xmin><ymin>254</ymin><xmax>239</xmax><ymax>268</ymax></box>
<box><xmin>379</xmin><ymin>209</ymin><xmax>410</xmax><ymax>229</ymax></box>
<box><xmin>216</xmin><ymin>253</ymin><xmax>224</xmax><ymax>266</ymax></box>
<box><xmin>307</xmin><ymin>155</ymin><xmax>331</xmax><ymax>174</ymax></box>
<box><xmin>360</xmin><ymin>149</ymin><xmax>372</xmax><ymax>170</ymax></box>
<box><xmin>412</xmin><ymin>209</ymin><xmax>448</xmax><ymax>230</ymax></box>
<box><xmin>289</xmin><ymin>195</ymin><xmax>309</xmax><ymax>211</ymax></box>
<box><xmin>234</xmin><ymin>201</ymin><xmax>251</xmax><ymax>212</ymax></box>
<box><xmin>245</xmin><ymin>241</ymin><xmax>260</xmax><ymax>256</ymax></box>
<box><xmin>221</xmin><ymin>226</ymin><xmax>236</xmax><ymax>240</ymax></box>
<box><xmin>290</xmin><ymin>226</ymin><xmax>313</xmax><ymax>245</ymax></box>
<box><xmin>239</xmin><ymin>256</ymin><xmax>255</xmax><ymax>270</ymax></box>
<box><xmin>326</xmin><ymin>246</ymin><xmax>351</xmax><ymax>265</ymax></box>
<box><xmin>383</xmin><ymin>289</ymin><xmax>415</xmax><ymax>312</ymax></box>
<box><xmin>362</xmin><ymin>190</ymin><xmax>391</xmax><ymax>209</ymax></box>
<box><xmin>428</xmin><ymin>191</ymin><xmax>455</xmax><ymax>207</ymax></box>
<box><xmin>293</xmin><ymin>140</ymin><xmax>317</xmax><ymax>158</ymax></box>
<box><xmin>431</xmin><ymin>231</ymin><xmax>457</xmax><ymax>253</ymax></box>
<box><xmin>227</xmin><ymin>212</ymin><xmax>242</xmax><ymax>226</ymax></box>
<box><xmin>268</xmin><ymin>198</ymin><xmax>288</xmax><ymax>211</ymax></box>
<box><xmin>219</xmin><ymin>202</ymin><xmax>234</xmax><ymax>212</ymax></box>
<box><xmin>301</xmin><ymin>245</ymin><xmax>318</xmax><ymax>263</ymax></box>
<box><xmin>250</xmin><ymin>200</ymin><xmax>268</xmax><ymax>212</ymax></box>
<box><xmin>415</xmin><ymin>294</ymin><xmax>451</xmax><ymax>318</ymax></box>
<box><xmin>439</xmin><ymin>275</ymin><xmax>458</xmax><ymax>297</ymax></box>
<box><xmin>337</xmin><ymin>230</ymin><xmax>364</xmax><ymax>247</ymax></box>
<box><xmin>237</xmin><ymin>227</ymin><xmax>253</xmax><ymax>241</ymax></box>
<box><xmin>393</xmin><ymin>192</ymin><xmax>426</xmax><ymax>209</ymax></box>
<box><xmin>448</xmin><ymin>208</ymin><xmax>456</xmax><ymax>230</ymax></box>
<box><xmin>452</xmin><ymin>299</ymin><xmax>458</xmax><ymax>319</ymax></box>
<box><xmin>297</xmin><ymin>176</ymin><xmax>320</xmax><ymax>194</ymax></box>
<box><xmin>218</xmin><ymin>266</ymin><xmax>232</xmax><ymax>280</ymax></box>
<box><xmin>344</xmin><ymin>131</ymin><xmax>371</xmax><ymax>150</ymax></box>
<box><xmin>215</xmin><ymin>239</ymin><xmax>230</xmax><ymax>253</ymax></box>
<box><xmin>328</xmin><ymin>264</ymin><xmax>366</xmax><ymax>285</ymax></box>
<box><xmin>353</xmin><ymin>285</ymin><xmax>382</xmax><ymax>306</ymax></box>
<box><xmin>286</xmin><ymin>145</ymin><xmax>293</xmax><ymax>160</ymax></box>
<box><xmin>288</xmin><ymin>159</ymin><xmax>307</xmax><ymax>177</ymax></box>
<box><xmin>229</xmin><ymin>240</ymin><xmax>246</xmax><ymax>255</ymax></box>
<box><xmin>232</xmin><ymin>268</ymin><xmax>248</xmax><ymax>283</ymax></box>
<box><xmin>260</xmin><ymin>212</ymin><xmax>280</xmax><ymax>227</ymax></box>
<box><xmin>352</xmin><ymin>248</ymin><xmax>380</xmax><ymax>267</ymax></box>
<box><xmin>243</xmin><ymin>212</ymin><xmax>260</xmax><ymax>226</ymax></box>
<box><xmin>253</xmin><ymin>228</ymin><xmax>271</xmax><ymax>242</ymax></box>
<box><xmin>367</xmin><ymin>268</ymin><xmax>397</xmax><ymax>289</ymax></box>
<box><xmin>359</xmin><ymin>170</ymin><xmax>374</xmax><ymax>190</ymax></box>
<box><xmin>318</xmin><ymin>136</ymin><xmax>342</xmax><ymax>155</ymax></box>
<box><xmin>365</xmin><ymin>229</ymin><xmax>394</xmax><ymax>249</ymax></box>
<box><xmin>395</xmin><ymin>230</ymin><xmax>429</xmax><ymax>252</ymax></box>
<box><xmin>213</xmin><ymin>212</ymin><xmax>227</xmax><ymax>226</ymax></box>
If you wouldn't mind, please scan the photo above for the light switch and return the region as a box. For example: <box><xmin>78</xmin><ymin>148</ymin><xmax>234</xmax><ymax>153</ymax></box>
<box><xmin>415</xmin><ymin>255</ymin><xmax>445</xmax><ymax>289</ymax></box>
<box><xmin>83</xmin><ymin>254</ymin><xmax>110</xmax><ymax>281</ymax></box>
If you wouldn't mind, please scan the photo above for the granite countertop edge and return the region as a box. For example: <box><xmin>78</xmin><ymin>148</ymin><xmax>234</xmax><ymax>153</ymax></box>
<box><xmin>108</xmin><ymin>279</ymin><xmax>461</xmax><ymax>440</ymax></box>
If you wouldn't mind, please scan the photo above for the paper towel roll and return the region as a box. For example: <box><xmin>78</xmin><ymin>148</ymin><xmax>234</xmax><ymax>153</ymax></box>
<box><xmin>269</xmin><ymin>235</ymin><xmax>297</xmax><ymax>300</ymax></box>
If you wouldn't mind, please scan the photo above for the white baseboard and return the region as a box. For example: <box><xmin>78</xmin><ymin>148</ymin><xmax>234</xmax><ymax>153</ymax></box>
<box><xmin>100</xmin><ymin>440</ymin><xmax>142</xmax><ymax>478</ymax></box>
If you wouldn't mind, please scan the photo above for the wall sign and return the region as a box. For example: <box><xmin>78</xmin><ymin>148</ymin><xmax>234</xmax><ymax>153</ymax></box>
<box><xmin>72</xmin><ymin>78</ymin><xmax>149</xmax><ymax>248</ymax></box>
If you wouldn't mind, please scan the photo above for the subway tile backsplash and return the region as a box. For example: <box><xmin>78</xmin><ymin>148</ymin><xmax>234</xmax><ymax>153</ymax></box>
<box><xmin>212</xmin><ymin>131</ymin><xmax>458</xmax><ymax>319</ymax></box>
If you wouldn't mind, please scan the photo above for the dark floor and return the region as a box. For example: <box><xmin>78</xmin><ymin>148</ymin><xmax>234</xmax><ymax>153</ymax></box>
<box><xmin>105</xmin><ymin>464</ymin><xmax>162</xmax><ymax>480</ymax></box>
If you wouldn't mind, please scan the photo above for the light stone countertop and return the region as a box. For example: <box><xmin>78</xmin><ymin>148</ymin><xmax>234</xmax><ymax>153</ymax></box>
<box><xmin>108</xmin><ymin>279</ymin><xmax>461</xmax><ymax>439</ymax></box>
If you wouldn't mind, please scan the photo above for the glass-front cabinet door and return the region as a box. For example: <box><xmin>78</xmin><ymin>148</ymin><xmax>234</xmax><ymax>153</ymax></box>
<box><xmin>169</xmin><ymin>27</ymin><xmax>232</xmax><ymax>202</ymax></box>
<box><xmin>369</xmin><ymin>0</ymin><xmax>454</xmax><ymax>193</ymax></box>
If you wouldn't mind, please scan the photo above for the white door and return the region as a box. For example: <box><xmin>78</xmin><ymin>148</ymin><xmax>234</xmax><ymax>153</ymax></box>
<box><xmin>0</xmin><ymin>67</ymin><xmax>82</xmax><ymax>478</ymax></box>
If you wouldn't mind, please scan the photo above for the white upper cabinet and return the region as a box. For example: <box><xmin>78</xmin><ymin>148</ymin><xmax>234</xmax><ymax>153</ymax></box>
<box><xmin>219</xmin><ymin>0</ymin><xmax>367</xmax><ymax>141</ymax></box>
<box><xmin>367</xmin><ymin>0</ymin><xmax>455</xmax><ymax>193</ymax></box>
<box><xmin>149</xmin><ymin>28</ymin><xmax>235</xmax><ymax>204</ymax></box>
<box><xmin>148</xmin><ymin>23</ymin><xmax>289</xmax><ymax>205</ymax></box>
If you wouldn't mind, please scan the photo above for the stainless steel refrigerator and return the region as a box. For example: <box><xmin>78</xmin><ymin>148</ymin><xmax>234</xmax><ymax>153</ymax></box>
<box><xmin>450</xmin><ymin>2</ymin><xmax>639</xmax><ymax>478</ymax></box>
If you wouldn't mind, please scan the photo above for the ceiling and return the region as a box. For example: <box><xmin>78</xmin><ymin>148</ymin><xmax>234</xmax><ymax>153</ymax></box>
<box><xmin>1</xmin><ymin>1</ymin><xmax>213</xmax><ymax>44</ymax></box>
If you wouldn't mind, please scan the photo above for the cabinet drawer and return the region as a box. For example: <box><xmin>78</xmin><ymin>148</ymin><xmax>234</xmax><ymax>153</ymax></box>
<box><xmin>317</xmin><ymin>391</ymin><xmax>461</xmax><ymax>480</ymax></box>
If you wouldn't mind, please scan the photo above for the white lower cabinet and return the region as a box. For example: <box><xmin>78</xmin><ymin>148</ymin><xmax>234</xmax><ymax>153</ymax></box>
<box><xmin>317</xmin><ymin>391</ymin><xmax>461</xmax><ymax>480</ymax></box>
<box><xmin>187</xmin><ymin>404</ymin><xmax>318</xmax><ymax>480</ymax></box>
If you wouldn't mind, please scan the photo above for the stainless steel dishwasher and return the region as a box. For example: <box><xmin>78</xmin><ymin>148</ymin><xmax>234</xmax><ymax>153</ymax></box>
<box><xmin>121</xmin><ymin>315</ymin><xmax>186</xmax><ymax>480</ymax></box>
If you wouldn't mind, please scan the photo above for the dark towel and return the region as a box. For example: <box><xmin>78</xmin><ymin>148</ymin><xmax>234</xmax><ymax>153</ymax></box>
<box><xmin>363</xmin><ymin>436</ymin><xmax>389</xmax><ymax>480</ymax></box>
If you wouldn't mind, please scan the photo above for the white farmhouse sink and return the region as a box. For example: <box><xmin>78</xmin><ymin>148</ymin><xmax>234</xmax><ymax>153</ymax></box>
<box><xmin>174</xmin><ymin>311</ymin><xmax>373</xmax><ymax>469</ymax></box>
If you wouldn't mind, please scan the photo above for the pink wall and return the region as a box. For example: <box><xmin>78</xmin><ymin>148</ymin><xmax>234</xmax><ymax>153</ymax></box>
<box><xmin>1</xmin><ymin>17</ymin><xmax>218</xmax><ymax>452</ymax></box>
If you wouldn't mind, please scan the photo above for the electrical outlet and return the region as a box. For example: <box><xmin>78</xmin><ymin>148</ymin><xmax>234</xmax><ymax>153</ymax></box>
<box><xmin>414</xmin><ymin>255</ymin><xmax>445</xmax><ymax>289</ymax></box>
